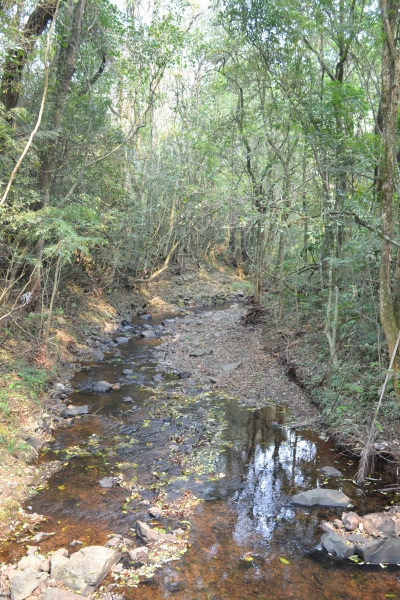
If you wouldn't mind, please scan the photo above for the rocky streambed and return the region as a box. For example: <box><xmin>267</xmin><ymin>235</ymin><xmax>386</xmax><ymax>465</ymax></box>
<box><xmin>1</xmin><ymin>303</ymin><xmax>400</xmax><ymax>600</ymax></box>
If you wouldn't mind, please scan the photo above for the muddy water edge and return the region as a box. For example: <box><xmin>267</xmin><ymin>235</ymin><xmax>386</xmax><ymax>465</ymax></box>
<box><xmin>1</xmin><ymin>304</ymin><xmax>400</xmax><ymax>600</ymax></box>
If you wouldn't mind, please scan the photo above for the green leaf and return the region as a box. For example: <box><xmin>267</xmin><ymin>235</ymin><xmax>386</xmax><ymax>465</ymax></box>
<box><xmin>279</xmin><ymin>557</ymin><xmax>290</xmax><ymax>565</ymax></box>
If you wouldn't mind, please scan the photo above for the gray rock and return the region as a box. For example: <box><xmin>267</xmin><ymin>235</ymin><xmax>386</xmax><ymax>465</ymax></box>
<box><xmin>321</xmin><ymin>531</ymin><xmax>356</xmax><ymax>559</ymax></box>
<box><xmin>189</xmin><ymin>347</ymin><xmax>213</xmax><ymax>357</ymax></box>
<box><xmin>179</xmin><ymin>371</ymin><xmax>191</xmax><ymax>379</ymax></box>
<box><xmin>50</xmin><ymin>546</ymin><xmax>120</xmax><ymax>596</ymax></box>
<box><xmin>128</xmin><ymin>547</ymin><xmax>149</xmax><ymax>561</ymax></box>
<box><xmin>321</xmin><ymin>466</ymin><xmax>343</xmax><ymax>477</ymax></box>
<box><xmin>221</xmin><ymin>360</ymin><xmax>242</xmax><ymax>373</ymax></box>
<box><xmin>292</xmin><ymin>488</ymin><xmax>351</xmax><ymax>507</ymax></box>
<box><xmin>348</xmin><ymin>533</ymin><xmax>369</xmax><ymax>543</ymax></box>
<box><xmin>122</xmin><ymin>396</ymin><xmax>134</xmax><ymax>403</ymax></box>
<box><xmin>39</xmin><ymin>559</ymin><xmax>50</xmax><ymax>573</ymax></box>
<box><xmin>140</xmin><ymin>330</ymin><xmax>157</xmax><ymax>339</ymax></box>
<box><xmin>162</xmin><ymin>319</ymin><xmax>175</xmax><ymax>326</ymax></box>
<box><xmin>142</xmin><ymin>324</ymin><xmax>153</xmax><ymax>330</ymax></box>
<box><xmin>10</xmin><ymin>568</ymin><xmax>41</xmax><ymax>600</ymax></box>
<box><xmin>43</xmin><ymin>589</ymin><xmax>85</xmax><ymax>600</ymax></box>
<box><xmin>115</xmin><ymin>337</ymin><xmax>129</xmax><ymax>344</ymax></box>
<box><xmin>105</xmin><ymin>536</ymin><xmax>121</xmax><ymax>547</ymax></box>
<box><xmin>152</xmin><ymin>374</ymin><xmax>163</xmax><ymax>382</ymax></box>
<box><xmin>50</xmin><ymin>554</ymin><xmax>69</xmax><ymax>581</ymax></box>
<box><xmin>320</xmin><ymin>520</ymin><xmax>336</xmax><ymax>533</ymax></box>
<box><xmin>362</xmin><ymin>513</ymin><xmax>399</xmax><ymax>537</ymax></box>
<box><xmin>359</xmin><ymin>538</ymin><xmax>400</xmax><ymax>563</ymax></box>
<box><xmin>139</xmin><ymin>314</ymin><xmax>152</xmax><ymax>320</ymax></box>
<box><xmin>135</xmin><ymin>521</ymin><xmax>177</xmax><ymax>543</ymax></box>
<box><xmin>60</xmin><ymin>405</ymin><xmax>89</xmax><ymax>418</ymax></box>
<box><xmin>93</xmin><ymin>381</ymin><xmax>112</xmax><ymax>393</ymax></box>
<box><xmin>355</xmin><ymin>539</ymin><xmax>386</xmax><ymax>562</ymax></box>
<box><xmin>17</xmin><ymin>556</ymin><xmax>41</xmax><ymax>571</ymax></box>
<box><xmin>123</xmin><ymin>369</ymin><xmax>133</xmax><ymax>375</ymax></box>
<box><xmin>342</xmin><ymin>511</ymin><xmax>361</xmax><ymax>531</ymax></box>
<box><xmin>54</xmin><ymin>383</ymin><xmax>67</xmax><ymax>393</ymax></box>
<box><xmin>98</xmin><ymin>477</ymin><xmax>117</xmax><ymax>488</ymax></box>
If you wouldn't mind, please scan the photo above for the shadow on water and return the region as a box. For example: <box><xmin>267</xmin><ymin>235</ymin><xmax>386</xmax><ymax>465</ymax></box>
<box><xmin>2</xmin><ymin>305</ymin><xmax>400</xmax><ymax>599</ymax></box>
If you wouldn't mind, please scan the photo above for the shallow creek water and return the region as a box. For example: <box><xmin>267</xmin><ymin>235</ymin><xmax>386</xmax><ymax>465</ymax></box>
<box><xmin>2</xmin><ymin>306</ymin><xmax>400</xmax><ymax>599</ymax></box>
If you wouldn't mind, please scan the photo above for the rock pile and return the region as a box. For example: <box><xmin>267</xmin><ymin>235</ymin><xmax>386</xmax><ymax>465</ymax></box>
<box><xmin>317</xmin><ymin>506</ymin><xmax>400</xmax><ymax>564</ymax></box>
<box><xmin>1</xmin><ymin>546</ymin><xmax>119</xmax><ymax>600</ymax></box>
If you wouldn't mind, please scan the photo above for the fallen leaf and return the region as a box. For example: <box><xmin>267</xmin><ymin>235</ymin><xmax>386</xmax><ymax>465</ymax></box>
<box><xmin>280</xmin><ymin>557</ymin><xmax>290</xmax><ymax>565</ymax></box>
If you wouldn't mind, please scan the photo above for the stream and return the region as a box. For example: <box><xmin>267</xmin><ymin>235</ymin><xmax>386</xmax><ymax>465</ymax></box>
<box><xmin>2</xmin><ymin>305</ymin><xmax>400</xmax><ymax>599</ymax></box>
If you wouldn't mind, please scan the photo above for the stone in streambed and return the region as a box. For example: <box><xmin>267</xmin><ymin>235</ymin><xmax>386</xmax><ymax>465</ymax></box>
<box><xmin>321</xmin><ymin>531</ymin><xmax>356</xmax><ymax>559</ymax></box>
<box><xmin>93</xmin><ymin>381</ymin><xmax>112</xmax><ymax>392</ymax></box>
<box><xmin>123</xmin><ymin>369</ymin><xmax>133</xmax><ymax>375</ymax></box>
<box><xmin>135</xmin><ymin>521</ymin><xmax>177</xmax><ymax>543</ymax></box>
<box><xmin>128</xmin><ymin>547</ymin><xmax>149</xmax><ymax>561</ymax></box>
<box><xmin>361</xmin><ymin>512</ymin><xmax>399</xmax><ymax>537</ymax></box>
<box><xmin>292</xmin><ymin>488</ymin><xmax>351</xmax><ymax>507</ymax></box>
<box><xmin>141</xmin><ymin>330</ymin><xmax>157</xmax><ymax>339</ymax></box>
<box><xmin>342</xmin><ymin>511</ymin><xmax>361</xmax><ymax>531</ymax></box>
<box><xmin>43</xmin><ymin>590</ymin><xmax>85</xmax><ymax>600</ymax></box>
<box><xmin>189</xmin><ymin>347</ymin><xmax>213</xmax><ymax>357</ymax></box>
<box><xmin>152</xmin><ymin>374</ymin><xmax>163</xmax><ymax>382</ymax></box>
<box><xmin>321</xmin><ymin>466</ymin><xmax>343</xmax><ymax>477</ymax></box>
<box><xmin>98</xmin><ymin>477</ymin><xmax>118</xmax><ymax>488</ymax></box>
<box><xmin>142</xmin><ymin>324</ymin><xmax>153</xmax><ymax>330</ymax></box>
<box><xmin>140</xmin><ymin>314</ymin><xmax>152</xmax><ymax>320</ymax></box>
<box><xmin>115</xmin><ymin>337</ymin><xmax>129</xmax><ymax>344</ymax></box>
<box><xmin>348</xmin><ymin>533</ymin><xmax>368</xmax><ymax>543</ymax></box>
<box><xmin>355</xmin><ymin>538</ymin><xmax>400</xmax><ymax>563</ymax></box>
<box><xmin>17</xmin><ymin>556</ymin><xmax>41</xmax><ymax>571</ymax></box>
<box><xmin>60</xmin><ymin>405</ymin><xmax>89</xmax><ymax>418</ymax></box>
<box><xmin>221</xmin><ymin>360</ymin><xmax>242</xmax><ymax>373</ymax></box>
<box><xmin>50</xmin><ymin>546</ymin><xmax>120</xmax><ymax>596</ymax></box>
<box><xmin>10</xmin><ymin>568</ymin><xmax>41</xmax><ymax>600</ymax></box>
<box><xmin>179</xmin><ymin>371</ymin><xmax>191</xmax><ymax>379</ymax></box>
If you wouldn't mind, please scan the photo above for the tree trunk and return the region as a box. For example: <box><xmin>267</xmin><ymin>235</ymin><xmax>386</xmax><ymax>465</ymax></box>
<box><xmin>378</xmin><ymin>0</ymin><xmax>400</xmax><ymax>392</ymax></box>
<box><xmin>0</xmin><ymin>0</ymin><xmax>58</xmax><ymax>111</ymax></box>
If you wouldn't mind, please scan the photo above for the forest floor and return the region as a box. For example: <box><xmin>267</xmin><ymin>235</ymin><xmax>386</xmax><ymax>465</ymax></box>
<box><xmin>0</xmin><ymin>261</ymin><xmax>399</xmax><ymax>535</ymax></box>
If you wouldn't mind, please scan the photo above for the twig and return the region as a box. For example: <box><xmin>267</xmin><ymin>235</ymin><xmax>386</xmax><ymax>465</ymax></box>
<box><xmin>356</xmin><ymin>329</ymin><xmax>400</xmax><ymax>484</ymax></box>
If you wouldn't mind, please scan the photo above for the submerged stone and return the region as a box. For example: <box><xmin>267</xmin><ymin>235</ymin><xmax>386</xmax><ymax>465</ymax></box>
<box><xmin>321</xmin><ymin>466</ymin><xmax>343</xmax><ymax>477</ymax></box>
<box><xmin>141</xmin><ymin>330</ymin><xmax>157</xmax><ymax>339</ymax></box>
<box><xmin>60</xmin><ymin>405</ymin><xmax>88</xmax><ymax>418</ymax></box>
<box><xmin>93</xmin><ymin>381</ymin><xmax>112</xmax><ymax>392</ymax></box>
<box><xmin>292</xmin><ymin>488</ymin><xmax>351</xmax><ymax>507</ymax></box>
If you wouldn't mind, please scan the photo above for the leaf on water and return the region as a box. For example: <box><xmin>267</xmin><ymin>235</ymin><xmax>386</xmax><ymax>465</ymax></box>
<box><xmin>348</xmin><ymin>555</ymin><xmax>360</xmax><ymax>562</ymax></box>
<box><xmin>279</xmin><ymin>558</ymin><xmax>290</xmax><ymax>565</ymax></box>
<box><xmin>385</xmin><ymin>595</ymin><xmax>398</xmax><ymax>597</ymax></box>
<box><xmin>244</xmin><ymin>556</ymin><xmax>253</xmax><ymax>562</ymax></box>
<box><xmin>58</xmin><ymin>485</ymin><xmax>65</xmax><ymax>490</ymax></box>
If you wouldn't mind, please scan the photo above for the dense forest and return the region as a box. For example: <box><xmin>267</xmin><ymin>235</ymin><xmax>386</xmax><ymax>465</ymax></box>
<box><xmin>2</xmin><ymin>0</ymin><xmax>400</xmax><ymax>467</ymax></box>
<box><xmin>5</xmin><ymin>0</ymin><xmax>400</xmax><ymax>594</ymax></box>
